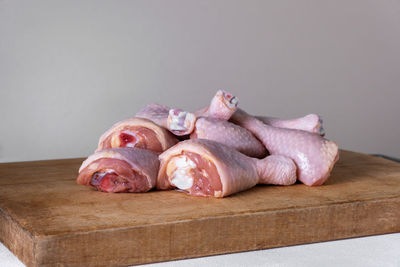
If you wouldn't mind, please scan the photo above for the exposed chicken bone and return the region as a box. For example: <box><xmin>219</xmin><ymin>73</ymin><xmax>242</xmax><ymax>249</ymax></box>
<box><xmin>208</xmin><ymin>90</ymin><xmax>239</xmax><ymax>120</ymax></box>
<box><xmin>167</xmin><ymin>155</ymin><xmax>197</xmax><ymax>190</ymax></box>
<box><xmin>167</xmin><ymin>109</ymin><xmax>197</xmax><ymax>135</ymax></box>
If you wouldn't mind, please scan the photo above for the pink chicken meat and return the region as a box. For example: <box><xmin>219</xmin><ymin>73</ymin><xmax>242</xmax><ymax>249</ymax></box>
<box><xmin>97</xmin><ymin>117</ymin><xmax>178</xmax><ymax>153</ymax></box>
<box><xmin>231</xmin><ymin>109</ymin><xmax>339</xmax><ymax>186</ymax></box>
<box><xmin>157</xmin><ymin>139</ymin><xmax>297</xmax><ymax>197</ymax></box>
<box><xmin>77</xmin><ymin>148</ymin><xmax>159</xmax><ymax>193</ymax></box>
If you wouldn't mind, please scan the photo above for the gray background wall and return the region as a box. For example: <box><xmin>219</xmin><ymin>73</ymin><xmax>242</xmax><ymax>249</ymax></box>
<box><xmin>1</xmin><ymin>0</ymin><xmax>399</xmax><ymax>162</ymax></box>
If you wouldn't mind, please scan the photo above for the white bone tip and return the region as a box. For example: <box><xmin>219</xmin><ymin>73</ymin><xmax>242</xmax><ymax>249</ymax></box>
<box><xmin>168</xmin><ymin>109</ymin><xmax>196</xmax><ymax>132</ymax></box>
<box><xmin>171</xmin><ymin>175</ymin><xmax>193</xmax><ymax>190</ymax></box>
<box><xmin>169</xmin><ymin>155</ymin><xmax>197</xmax><ymax>190</ymax></box>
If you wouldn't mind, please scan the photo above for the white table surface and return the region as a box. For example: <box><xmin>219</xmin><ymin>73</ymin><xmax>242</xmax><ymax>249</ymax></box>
<box><xmin>1</xmin><ymin>233</ymin><xmax>399</xmax><ymax>267</ymax></box>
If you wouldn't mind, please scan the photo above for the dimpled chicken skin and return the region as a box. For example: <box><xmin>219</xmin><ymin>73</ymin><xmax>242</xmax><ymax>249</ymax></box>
<box><xmin>255</xmin><ymin>113</ymin><xmax>325</xmax><ymax>136</ymax></box>
<box><xmin>191</xmin><ymin>117</ymin><xmax>267</xmax><ymax>158</ymax></box>
<box><xmin>231</xmin><ymin>109</ymin><xmax>339</xmax><ymax>186</ymax></box>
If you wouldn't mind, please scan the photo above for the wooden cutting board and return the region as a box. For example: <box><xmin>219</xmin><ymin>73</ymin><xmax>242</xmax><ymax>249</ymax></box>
<box><xmin>0</xmin><ymin>150</ymin><xmax>399</xmax><ymax>267</ymax></box>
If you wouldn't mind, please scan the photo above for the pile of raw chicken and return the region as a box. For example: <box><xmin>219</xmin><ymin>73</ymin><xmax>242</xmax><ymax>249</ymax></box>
<box><xmin>77</xmin><ymin>90</ymin><xmax>339</xmax><ymax>197</ymax></box>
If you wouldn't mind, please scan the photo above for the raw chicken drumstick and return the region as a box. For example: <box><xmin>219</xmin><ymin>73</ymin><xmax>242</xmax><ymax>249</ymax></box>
<box><xmin>77</xmin><ymin>148</ymin><xmax>159</xmax><ymax>193</ymax></box>
<box><xmin>197</xmin><ymin>90</ymin><xmax>324</xmax><ymax>135</ymax></box>
<box><xmin>157</xmin><ymin>139</ymin><xmax>297</xmax><ymax>197</ymax></box>
<box><xmin>97</xmin><ymin>117</ymin><xmax>178</xmax><ymax>153</ymax></box>
<box><xmin>231</xmin><ymin>109</ymin><xmax>339</xmax><ymax>186</ymax></box>
<box><xmin>190</xmin><ymin>117</ymin><xmax>267</xmax><ymax>158</ymax></box>
<box><xmin>136</xmin><ymin>103</ymin><xmax>196</xmax><ymax>136</ymax></box>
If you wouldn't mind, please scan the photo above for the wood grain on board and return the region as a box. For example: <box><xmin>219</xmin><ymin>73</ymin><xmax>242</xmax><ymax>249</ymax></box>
<box><xmin>0</xmin><ymin>150</ymin><xmax>399</xmax><ymax>266</ymax></box>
